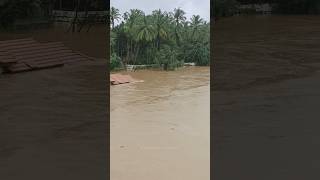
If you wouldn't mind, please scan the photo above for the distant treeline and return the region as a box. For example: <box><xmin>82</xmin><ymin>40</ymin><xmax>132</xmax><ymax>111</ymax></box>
<box><xmin>53</xmin><ymin>0</ymin><xmax>107</xmax><ymax>11</ymax></box>
<box><xmin>214</xmin><ymin>0</ymin><xmax>320</xmax><ymax>17</ymax></box>
<box><xmin>273</xmin><ymin>0</ymin><xmax>320</xmax><ymax>14</ymax></box>
<box><xmin>0</xmin><ymin>0</ymin><xmax>107</xmax><ymax>28</ymax></box>
<box><xmin>110</xmin><ymin>7</ymin><xmax>210</xmax><ymax>70</ymax></box>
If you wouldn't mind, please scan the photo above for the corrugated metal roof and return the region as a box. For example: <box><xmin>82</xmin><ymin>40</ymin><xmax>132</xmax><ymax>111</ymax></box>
<box><xmin>0</xmin><ymin>38</ymin><xmax>94</xmax><ymax>73</ymax></box>
<box><xmin>110</xmin><ymin>74</ymin><xmax>136</xmax><ymax>85</ymax></box>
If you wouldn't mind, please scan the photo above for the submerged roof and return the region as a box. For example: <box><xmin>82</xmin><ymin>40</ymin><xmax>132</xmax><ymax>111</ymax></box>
<box><xmin>110</xmin><ymin>74</ymin><xmax>136</xmax><ymax>85</ymax></box>
<box><xmin>0</xmin><ymin>38</ymin><xmax>94</xmax><ymax>73</ymax></box>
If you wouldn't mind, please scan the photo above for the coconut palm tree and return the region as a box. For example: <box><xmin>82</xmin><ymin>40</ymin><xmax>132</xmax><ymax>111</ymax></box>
<box><xmin>110</xmin><ymin>7</ymin><xmax>210</xmax><ymax>69</ymax></box>
<box><xmin>132</xmin><ymin>15</ymin><xmax>155</xmax><ymax>64</ymax></box>
<box><xmin>136</xmin><ymin>17</ymin><xmax>155</xmax><ymax>42</ymax></box>
<box><xmin>122</xmin><ymin>9</ymin><xmax>145</xmax><ymax>64</ymax></box>
<box><xmin>190</xmin><ymin>15</ymin><xmax>204</xmax><ymax>40</ymax></box>
<box><xmin>173</xmin><ymin>8</ymin><xmax>186</xmax><ymax>46</ymax></box>
<box><xmin>110</xmin><ymin>7</ymin><xmax>121</xmax><ymax>29</ymax></box>
<box><xmin>152</xmin><ymin>9</ymin><xmax>168</xmax><ymax>50</ymax></box>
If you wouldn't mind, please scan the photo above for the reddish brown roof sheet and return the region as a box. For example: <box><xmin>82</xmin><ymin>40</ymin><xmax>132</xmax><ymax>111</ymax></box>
<box><xmin>110</xmin><ymin>74</ymin><xmax>136</xmax><ymax>85</ymax></box>
<box><xmin>0</xmin><ymin>51</ymin><xmax>18</xmax><ymax>64</ymax></box>
<box><xmin>0</xmin><ymin>38</ymin><xmax>93</xmax><ymax>73</ymax></box>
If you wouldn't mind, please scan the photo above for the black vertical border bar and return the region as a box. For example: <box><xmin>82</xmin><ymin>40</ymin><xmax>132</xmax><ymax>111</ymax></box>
<box><xmin>210</xmin><ymin>0</ymin><xmax>214</xmax><ymax>179</ymax></box>
<box><xmin>106</xmin><ymin>0</ymin><xmax>111</xmax><ymax>179</ymax></box>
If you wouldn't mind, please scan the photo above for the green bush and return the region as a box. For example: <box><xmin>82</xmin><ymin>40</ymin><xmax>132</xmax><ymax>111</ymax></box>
<box><xmin>110</xmin><ymin>53</ymin><xmax>122</xmax><ymax>70</ymax></box>
<box><xmin>183</xmin><ymin>42</ymin><xmax>210</xmax><ymax>66</ymax></box>
<box><xmin>154</xmin><ymin>45</ymin><xmax>183</xmax><ymax>70</ymax></box>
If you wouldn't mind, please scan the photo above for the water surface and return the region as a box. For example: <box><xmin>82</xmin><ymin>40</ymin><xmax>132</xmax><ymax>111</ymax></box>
<box><xmin>213</xmin><ymin>16</ymin><xmax>320</xmax><ymax>179</ymax></box>
<box><xmin>213</xmin><ymin>15</ymin><xmax>320</xmax><ymax>90</ymax></box>
<box><xmin>111</xmin><ymin>67</ymin><xmax>210</xmax><ymax>180</ymax></box>
<box><xmin>0</xmin><ymin>24</ymin><xmax>107</xmax><ymax>180</ymax></box>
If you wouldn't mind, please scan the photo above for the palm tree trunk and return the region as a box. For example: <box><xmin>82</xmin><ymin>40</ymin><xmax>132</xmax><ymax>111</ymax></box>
<box><xmin>126</xmin><ymin>40</ymin><xmax>130</xmax><ymax>65</ymax></box>
<box><xmin>134</xmin><ymin>43</ymin><xmax>140</xmax><ymax>65</ymax></box>
<box><xmin>71</xmin><ymin>0</ymin><xmax>80</xmax><ymax>33</ymax></box>
<box><xmin>175</xmin><ymin>28</ymin><xmax>180</xmax><ymax>46</ymax></box>
<box><xmin>130</xmin><ymin>39</ymin><xmax>134</xmax><ymax>62</ymax></box>
<box><xmin>191</xmin><ymin>28</ymin><xmax>197</xmax><ymax>40</ymax></box>
<box><xmin>175</xmin><ymin>19</ymin><xmax>181</xmax><ymax>46</ymax></box>
<box><xmin>78</xmin><ymin>0</ymin><xmax>89</xmax><ymax>32</ymax></box>
<box><xmin>157</xmin><ymin>33</ymin><xmax>160</xmax><ymax>50</ymax></box>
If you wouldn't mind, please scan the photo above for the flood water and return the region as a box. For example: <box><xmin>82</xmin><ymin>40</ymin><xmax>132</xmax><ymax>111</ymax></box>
<box><xmin>213</xmin><ymin>16</ymin><xmax>320</xmax><ymax>179</ymax></box>
<box><xmin>0</xmin><ymin>24</ymin><xmax>107</xmax><ymax>180</ymax></box>
<box><xmin>110</xmin><ymin>67</ymin><xmax>210</xmax><ymax>180</ymax></box>
<box><xmin>213</xmin><ymin>15</ymin><xmax>320</xmax><ymax>91</ymax></box>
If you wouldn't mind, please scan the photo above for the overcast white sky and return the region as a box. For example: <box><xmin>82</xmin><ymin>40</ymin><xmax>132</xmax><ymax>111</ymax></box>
<box><xmin>110</xmin><ymin>0</ymin><xmax>210</xmax><ymax>22</ymax></box>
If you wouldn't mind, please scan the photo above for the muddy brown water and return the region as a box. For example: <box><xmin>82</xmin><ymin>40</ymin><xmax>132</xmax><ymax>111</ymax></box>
<box><xmin>111</xmin><ymin>67</ymin><xmax>210</xmax><ymax>180</ymax></box>
<box><xmin>213</xmin><ymin>15</ymin><xmax>320</xmax><ymax>91</ymax></box>
<box><xmin>0</xmin><ymin>24</ymin><xmax>107</xmax><ymax>180</ymax></box>
<box><xmin>213</xmin><ymin>16</ymin><xmax>320</xmax><ymax>179</ymax></box>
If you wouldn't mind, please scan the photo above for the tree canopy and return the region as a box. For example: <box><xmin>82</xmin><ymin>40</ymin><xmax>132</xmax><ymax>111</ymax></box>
<box><xmin>0</xmin><ymin>0</ymin><xmax>108</xmax><ymax>28</ymax></box>
<box><xmin>110</xmin><ymin>7</ymin><xmax>210</xmax><ymax>70</ymax></box>
<box><xmin>214</xmin><ymin>0</ymin><xmax>320</xmax><ymax>16</ymax></box>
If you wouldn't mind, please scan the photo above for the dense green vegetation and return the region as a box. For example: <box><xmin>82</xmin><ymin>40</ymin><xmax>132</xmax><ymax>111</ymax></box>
<box><xmin>110</xmin><ymin>7</ymin><xmax>210</xmax><ymax>70</ymax></box>
<box><xmin>214</xmin><ymin>0</ymin><xmax>320</xmax><ymax>17</ymax></box>
<box><xmin>214</xmin><ymin>0</ymin><xmax>240</xmax><ymax>17</ymax></box>
<box><xmin>274</xmin><ymin>0</ymin><xmax>320</xmax><ymax>14</ymax></box>
<box><xmin>0</xmin><ymin>0</ymin><xmax>44</xmax><ymax>27</ymax></box>
<box><xmin>0</xmin><ymin>0</ymin><xmax>107</xmax><ymax>29</ymax></box>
